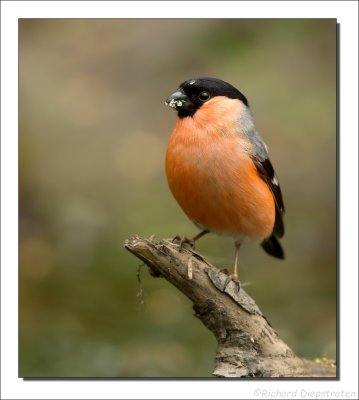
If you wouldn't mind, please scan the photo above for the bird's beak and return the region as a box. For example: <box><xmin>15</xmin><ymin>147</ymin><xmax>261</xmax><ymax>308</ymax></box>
<box><xmin>165</xmin><ymin>89</ymin><xmax>189</xmax><ymax>110</ymax></box>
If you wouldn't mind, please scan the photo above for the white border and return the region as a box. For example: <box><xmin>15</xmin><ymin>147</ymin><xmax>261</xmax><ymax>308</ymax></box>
<box><xmin>1</xmin><ymin>1</ymin><xmax>358</xmax><ymax>399</ymax></box>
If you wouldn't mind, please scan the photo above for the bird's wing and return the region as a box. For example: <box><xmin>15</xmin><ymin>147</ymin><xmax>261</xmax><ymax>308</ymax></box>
<box><xmin>236</xmin><ymin>108</ymin><xmax>285</xmax><ymax>237</ymax></box>
<box><xmin>252</xmin><ymin>156</ymin><xmax>285</xmax><ymax>238</ymax></box>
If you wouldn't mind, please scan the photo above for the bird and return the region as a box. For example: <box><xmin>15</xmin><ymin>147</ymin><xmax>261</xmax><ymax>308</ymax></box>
<box><xmin>165</xmin><ymin>77</ymin><xmax>285</xmax><ymax>283</ymax></box>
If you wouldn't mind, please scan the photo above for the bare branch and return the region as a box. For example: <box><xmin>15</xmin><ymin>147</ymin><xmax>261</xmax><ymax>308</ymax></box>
<box><xmin>124</xmin><ymin>236</ymin><xmax>336</xmax><ymax>378</ymax></box>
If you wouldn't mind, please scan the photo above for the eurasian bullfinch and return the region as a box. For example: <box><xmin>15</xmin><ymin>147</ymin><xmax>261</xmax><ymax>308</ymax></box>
<box><xmin>165</xmin><ymin>77</ymin><xmax>285</xmax><ymax>283</ymax></box>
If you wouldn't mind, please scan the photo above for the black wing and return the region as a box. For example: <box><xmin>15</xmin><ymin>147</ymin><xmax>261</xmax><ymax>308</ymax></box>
<box><xmin>252</xmin><ymin>157</ymin><xmax>285</xmax><ymax>238</ymax></box>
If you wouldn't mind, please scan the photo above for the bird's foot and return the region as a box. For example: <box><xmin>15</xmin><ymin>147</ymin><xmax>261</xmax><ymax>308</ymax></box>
<box><xmin>172</xmin><ymin>235</ymin><xmax>196</xmax><ymax>251</ymax></box>
<box><xmin>221</xmin><ymin>268</ymin><xmax>241</xmax><ymax>291</ymax></box>
<box><xmin>229</xmin><ymin>273</ymin><xmax>240</xmax><ymax>286</ymax></box>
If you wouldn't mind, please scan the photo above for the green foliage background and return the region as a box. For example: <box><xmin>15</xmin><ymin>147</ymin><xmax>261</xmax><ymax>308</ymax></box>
<box><xmin>19</xmin><ymin>19</ymin><xmax>336</xmax><ymax>377</ymax></box>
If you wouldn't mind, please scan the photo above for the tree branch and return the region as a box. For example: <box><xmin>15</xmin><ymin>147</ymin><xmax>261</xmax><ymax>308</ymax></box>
<box><xmin>124</xmin><ymin>236</ymin><xmax>336</xmax><ymax>378</ymax></box>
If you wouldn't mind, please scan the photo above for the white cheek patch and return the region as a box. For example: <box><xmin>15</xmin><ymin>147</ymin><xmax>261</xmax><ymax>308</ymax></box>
<box><xmin>272</xmin><ymin>175</ymin><xmax>279</xmax><ymax>186</ymax></box>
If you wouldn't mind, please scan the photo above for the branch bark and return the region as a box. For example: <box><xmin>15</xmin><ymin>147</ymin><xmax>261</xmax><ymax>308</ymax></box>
<box><xmin>124</xmin><ymin>236</ymin><xmax>336</xmax><ymax>378</ymax></box>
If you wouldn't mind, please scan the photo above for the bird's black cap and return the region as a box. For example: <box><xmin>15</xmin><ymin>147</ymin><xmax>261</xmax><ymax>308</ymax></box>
<box><xmin>166</xmin><ymin>77</ymin><xmax>249</xmax><ymax>118</ymax></box>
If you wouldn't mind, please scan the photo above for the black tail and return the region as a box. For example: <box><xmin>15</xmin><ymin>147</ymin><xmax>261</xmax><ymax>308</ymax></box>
<box><xmin>261</xmin><ymin>235</ymin><xmax>285</xmax><ymax>259</ymax></box>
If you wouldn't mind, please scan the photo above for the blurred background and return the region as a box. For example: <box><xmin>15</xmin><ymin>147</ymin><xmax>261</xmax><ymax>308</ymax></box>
<box><xmin>19</xmin><ymin>19</ymin><xmax>336</xmax><ymax>377</ymax></box>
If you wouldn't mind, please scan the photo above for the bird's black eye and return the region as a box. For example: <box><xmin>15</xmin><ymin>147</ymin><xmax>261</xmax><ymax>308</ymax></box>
<box><xmin>198</xmin><ymin>91</ymin><xmax>210</xmax><ymax>102</ymax></box>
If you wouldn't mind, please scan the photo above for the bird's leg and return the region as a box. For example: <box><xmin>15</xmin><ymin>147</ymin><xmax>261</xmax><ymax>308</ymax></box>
<box><xmin>182</xmin><ymin>228</ymin><xmax>209</xmax><ymax>250</ymax></box>
<box><xmin>172</xmin><ymin>229</ymin><xmax>209</xmax><ymax>251</ymax></box>
<box><xmin>230</xmin><ymin>241</ymin><xmax>241</xmax><ymax>284</ymax></box>
<box><xmin>191</xmin><ymin>229</ymin><xmax>210</xmax><ymax>243</ymax></box>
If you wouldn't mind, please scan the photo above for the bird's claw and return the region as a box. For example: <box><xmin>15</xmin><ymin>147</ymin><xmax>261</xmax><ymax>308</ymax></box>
<box><xmin>172</xmin><ymin>235</ymin><xmax>196</xmax><ymax>251</ymax></box>
<box><xmin>221</xmin><ymin>269</ymin><xmax>241</xmax><ymax>292</ymax></box>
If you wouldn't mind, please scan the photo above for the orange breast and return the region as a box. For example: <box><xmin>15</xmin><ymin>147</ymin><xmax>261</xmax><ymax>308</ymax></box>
<box><xmin>165</xmin><ymin>98</ymin><xmax>275</xmax><ymax>240</ymax></box>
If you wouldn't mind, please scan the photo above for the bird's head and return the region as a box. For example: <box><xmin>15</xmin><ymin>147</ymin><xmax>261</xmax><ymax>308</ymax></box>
<box><xmin>165</xmin><ymin>77</ymin><xmax>249</xmax><ymax>118</ymax></box>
